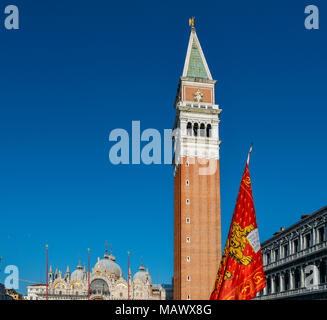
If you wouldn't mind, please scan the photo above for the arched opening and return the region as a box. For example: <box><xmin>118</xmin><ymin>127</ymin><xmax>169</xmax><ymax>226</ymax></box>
<box><xmin>193</xmin><ymin>123</ymin><xmax>198</xmax><ymax>137</ymax></box>
<box><xmin>284</xmin><ymin>272</ymin><xmax>289</xmax><ymax>291</ymax></box>
<box><xmin>200</xmin><ymin>123</ymin><xmax>205</xmax><ymax>137</ymax></box>
<box><xmin>206</xmin><ymin>124</ymin><xmax>212</xmax><ymax>138</ymax></box>
<box><xmin>187</xmin><ymin>122</ymin><xmax>192</xmax><ymax>136</ymax></box>
<box><xmin>319</xmin><ymin>260</ymin><xmax>327</xmax><ymax>284</ymax></box>
<box><xmin>266</xmin><ymin>277</ymin><xmax>271</xmax><ymax>294</ymax></box>
<box><xmin>294</xmin><ymin>268</ymin><xmax>301</xmax><ymax>289</ymax></box>
<box><xmin>275</xmin><ymin>274</ymin><xmax>280</xmax><ymax>293</ymax></box>
<box><xmin>90</xmin><ymin>279</ymin><xmax>110</xmax><ymax>296</ymax></box>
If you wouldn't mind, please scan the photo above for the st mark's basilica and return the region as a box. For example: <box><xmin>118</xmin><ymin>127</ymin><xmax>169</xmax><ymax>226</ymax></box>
<box><xmin>27</xmin><ymin>248</ymin><xmax>167</xmax><ymax>300</ymax></box>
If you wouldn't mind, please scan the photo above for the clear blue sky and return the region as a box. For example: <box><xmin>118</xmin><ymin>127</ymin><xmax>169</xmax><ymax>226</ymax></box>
<box><xmin>0</xmin><ymin>0</ymin><xmax>326</xmax><ymax>294</ymax></box>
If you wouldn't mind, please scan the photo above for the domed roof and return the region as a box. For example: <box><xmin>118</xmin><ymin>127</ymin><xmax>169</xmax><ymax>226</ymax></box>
<box><xmin>93</xmin><ymin>250</ymin><xmax>122</xmax><ymax>278</ymax></box>
<box><xmin>71</xmin><ymin>262</ymin><xmax>84</xmax><ymax>281</ymax></box>
<box><xmin>133</xmin><ymin>263</ymin><xmax>151</xmax><ymax>283</ymax></box>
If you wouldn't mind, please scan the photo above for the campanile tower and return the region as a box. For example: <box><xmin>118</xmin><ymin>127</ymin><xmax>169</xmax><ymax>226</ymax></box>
<box><xmin>173</xmin><ymin>21</ymin><xmax>222</xmax><ymax>300</ymax></box>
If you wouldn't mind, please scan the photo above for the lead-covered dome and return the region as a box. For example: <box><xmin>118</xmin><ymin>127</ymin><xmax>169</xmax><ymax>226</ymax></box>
<box><xmin>93</xmin><ymin>250</ymin><xmax>122</xmax><ymax>278</ymax></box>
<box><xmin>71</xmin><ymin>262</ymin><xmax>84</xmax><ymax>281</ymax></box>
<box><xmin>133</xmin><ymin>264</ymin><xmax>151</xmax><ymax>283</ymax></box>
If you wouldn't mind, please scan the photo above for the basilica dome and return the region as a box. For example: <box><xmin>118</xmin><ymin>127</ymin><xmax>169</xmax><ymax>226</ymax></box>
<box><xmin>133</xmin><ymin>264</ymin><xmax>151</xmax><ymax>283</ymax></box>
<box><xmin>71</xmin><ymin>263</ymin><xmax>84</xmax><ymax>281</ymax></box>
<box><xmin>93</xmin><ymin>250</ymin><xmax>122</xmax><ymax>278</ymax></box>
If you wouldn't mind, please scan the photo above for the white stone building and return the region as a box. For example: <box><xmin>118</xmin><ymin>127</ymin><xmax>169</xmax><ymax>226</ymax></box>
<box><xmin>255</xmin><ymin>205</ymin><xmax>327</xmax><ymax>300</ymax></box>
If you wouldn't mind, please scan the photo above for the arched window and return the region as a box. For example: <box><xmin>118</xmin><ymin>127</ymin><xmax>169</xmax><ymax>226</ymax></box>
<box><xmin>284</xmin><ymin>272</ymin><xmax>289</xmax><ymax>291</ymax></box>
<box><xmin>294</xmin><ymin>268</ymin><xmax>301</xmax><ymax>289</ymax></box>
<box><xmin>200</xmin><ymin>123</ymin><xmax>205</xmax><ymax>137</ymax></box>
<box><xmin>187</xmin><ymin>122</ymin><xmax>192</xmax><ymax>136</ymax></box>
<box><xmin>193</xmin><ymin>123</ymin><xmax>198</xmax><ymax>137</ymax></box>
<box><xmin>206</xmin><ymin>124</ymin><xmax>212</xmax><ymax>138</ymax></box>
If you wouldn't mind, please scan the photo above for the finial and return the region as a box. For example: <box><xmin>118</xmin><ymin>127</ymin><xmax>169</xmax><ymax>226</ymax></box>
<box><xmin>189</xmin><ymin>16</ymin><xmax>195</xmax><ymax>29</ymax></box>
<box><xmin>110</xmin><ymin>244</ymin><xmax>113</xmax><ymax>255</ymax></box>
<box><xmin>104</xmin><ymin>241</ymin><xmax>110</xmax><ymax>258</ymax></box>
<box><xmin>140</xmin><ymin>257</ymin><xmax>145</xmax><ymax>271</ymax></box>
<box><xmin>77</xmin><ymin>256</ymin><xmax>82</xmax><ymax>269</ymax></box>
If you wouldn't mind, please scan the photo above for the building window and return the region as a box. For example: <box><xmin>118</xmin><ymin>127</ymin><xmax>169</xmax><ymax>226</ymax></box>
<box><xmin>186</xmin><ymin>256</ymin><xmax>190</xmax><ymax>262</ymax></box>
<box><xmin>304</xmin><ymin>233</ymin><xmax>311</xmax><ymax>249</ymax></box>
<box><xmin>206</xmin><ymin>124</ymin><xmax>212</xmax><ymax>138</ymax></box>
<box><xmin>186</xmin><ymin>237</ymin><xmax>190</xmax><ymax>243</ymax></box>
<box><xmin>186</xmin><ymin>217</ymin><xmax>190</xmax><ymax>224</ymax></box>
<box><xmin>186</xmin><ymin>161</ymin><xmax>189</xmax><ymax>167</ymax></box>
<box><xmin>293</xmin><ymin>239</ymin><xmax>299</xmax><ymax>253</ymax></box>
<box><xmin>275</xmin><ymin>274</ymin><xmax>280</xmax><ymax>293</ymax></box>
<box><xmin>294</xmin><ymin>268</ymin><xmax>301</xmax><ymax>289</ymax></box>
<box><xmin>274</xmin><ymin>248</ymin><xmax>279</xmax><ymax>261</ymax></box>
<box><xmin>187</xmin><ymin>122</ymin><xmax>192</xmax><ymax>136</ymax></box>
<box><xmin>187</xmin><ymin>275</ymin><xmax>191</xmax><ymax>281</ymax></box>
<box><xmin>193</xmin><ymin>123</ymin><xmax>198</xmax><ymax>137</ymax></box>
<box><xmin>186</xmin><ymin>179</ymin><xmax>190</xmax><ymax>186</ymax></box>
<box><xmin>318</xmin><ymin>227</ymin><xmax>325</xmax><ymax>243</ymax></box>
<box><xmin>266</xmin><ymin>252</ymin><xmax>271</xmax><ymax>265</ymax></box>
<box><xmin>200</xmin><ymin>123</ymin><xmax>205</xmax><ymax>137</ymax></box>
<box><xmin>267</xmin><ymin>277</ymin><xmax>271</xmax><ymax>294</ymax></box>
<box><xmin>283</xmin><ymin>244</ymin><xmax>288</xmax><ymax>258</ymax></box>
<box><xmin>186</xmin><ymin>199</ymin><xmax>190</xmax><ymax>205</ymax></box>
<box><xmin>187</xmin><ymin>294</ymin><xmax>191</xmax><ymax>300</ymax></box>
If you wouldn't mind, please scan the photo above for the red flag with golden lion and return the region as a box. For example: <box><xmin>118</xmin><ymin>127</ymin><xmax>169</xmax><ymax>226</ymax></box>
<box><xmin>210</xmin><ymin>147</ymin><xmax>266</xmax><ymax>300</ymax></box>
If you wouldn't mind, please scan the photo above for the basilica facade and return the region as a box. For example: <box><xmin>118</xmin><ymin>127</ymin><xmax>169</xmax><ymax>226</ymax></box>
<box><xmin>27</xmin><ymin>249</ymin><xmax>166</xmax><ymax>300</ymax></box>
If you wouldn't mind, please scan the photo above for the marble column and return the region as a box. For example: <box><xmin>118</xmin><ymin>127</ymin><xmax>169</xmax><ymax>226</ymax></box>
<box><xmin>289</xmin><ymin>269</ymin><xmax>294</xmax><ymax>290</ymax></box>
<box><xmin>279</xmin><ymin>273</ymin><xmax>284</xmax><ymax>292</ymax></box>
<box><xmin>300</xmin><ymin>265</ymin><xmax>305</xmax><ymax>288</ymax></box>
<box><xmin>270</xmin><ymin>276</ymin><xmax>275</xmax><ymax>294</ymax></box>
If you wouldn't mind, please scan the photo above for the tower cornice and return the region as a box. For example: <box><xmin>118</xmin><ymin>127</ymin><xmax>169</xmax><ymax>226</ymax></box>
<box><xmin>180</xmin><ymin>76</ymin><xmax>217</xmax><ymax>85</ymax></box>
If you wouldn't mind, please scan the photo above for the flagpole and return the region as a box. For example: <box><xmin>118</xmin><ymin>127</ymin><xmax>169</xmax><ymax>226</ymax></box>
<box><xmin>127</xmin><ymin>251</ymin><xmax>130</xmax><ymax>300</ymax></box>
<box><xmin>88</xmin><ymin>248</ymin><xmax>90</xmax><ymax>300</ymax></box>
<box><xmin>46</xmin><ymin>244</ymin><xmax>48</xmax><ymax>300</ymax></box>
<box><xmin>247</xmin><ymin>143</ymin><xmax>253</xmax><ymax>165</ymax></box>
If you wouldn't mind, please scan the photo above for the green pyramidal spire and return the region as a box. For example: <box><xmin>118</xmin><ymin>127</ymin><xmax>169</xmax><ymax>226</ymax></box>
<box><xmin>182</xmin><ymin>27</ymin><xmax>212</xmax><ymax>80</ymax></box>
<box><xmin>187</xmin><ymin>39</ymin><xmax>209</xmax><ymax>79</ymax></box>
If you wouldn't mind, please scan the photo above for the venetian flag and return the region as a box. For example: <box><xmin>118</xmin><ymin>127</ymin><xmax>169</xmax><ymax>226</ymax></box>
<box><xmin>210</xmin><ymin>146</ymin><xmax>266</xmax><ymax>300</ymax></box>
